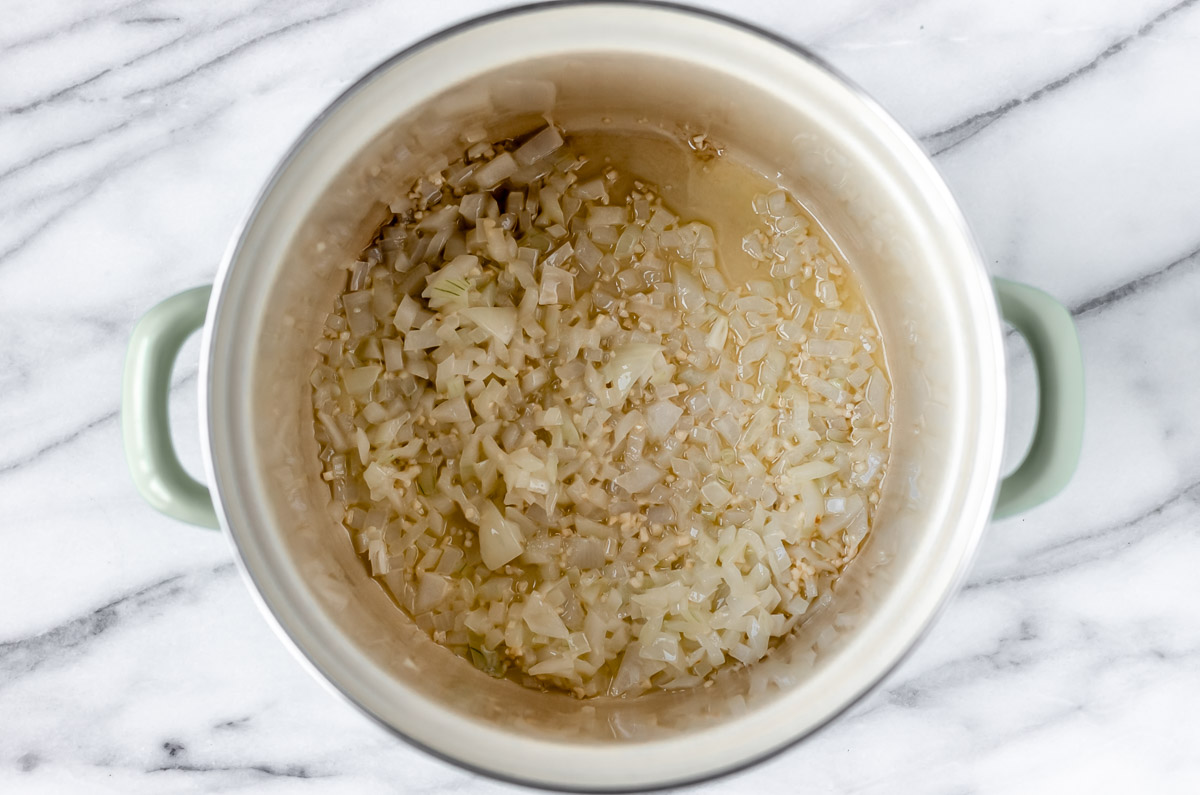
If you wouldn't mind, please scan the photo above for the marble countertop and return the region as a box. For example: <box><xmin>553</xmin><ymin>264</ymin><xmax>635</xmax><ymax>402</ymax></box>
<box><xmin>3</xmin><ymin>0</ymin><xmax>1198</xmax><ymax>792</ymax></box>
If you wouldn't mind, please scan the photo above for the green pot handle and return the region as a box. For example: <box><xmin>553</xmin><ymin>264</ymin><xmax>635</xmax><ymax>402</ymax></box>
<box><xmin>121</xmin><ymin>286</ymin><xmax>218</xmax><ymax>528</ymax></box>
<box><xmin>992</xmin><ymin>278</ymin><xmax>1085</xmax><ymax>518</ymax></box>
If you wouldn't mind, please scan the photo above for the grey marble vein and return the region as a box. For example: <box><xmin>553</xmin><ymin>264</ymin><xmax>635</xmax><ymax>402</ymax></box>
<box><xmin>122</xmin><ymin>4</ymin><xmax>357</xmax><ymax>101</ymax></box>
<box><xmin>0</xmin><ymin>101</ymin><xmax>233</xmax><ymax>263</ymax></box>
<box><xmin>0</xmin><ymin>563</ymin><xmax>235</xmax><ymax>682</ymax></box>
<box><xmin>0</xmin><ymin>110</ymin><xmax>151</xmax><ymax>184</ymax></box>
<box><xmin>1071</xmin><ymin>240</ymin><xmax>1200</xmax><ymax>318</ymax></box>
<box><xmin>922</xmin><ymin>0</ymin><xmax>1200</xmax><ymax>155</ymax></box>
<box><xmin>4</xmin><ymin>65</ymin><xmax>118</xmax><ymax>117</ymax></box>
<box><xmin>965</xmin><ymin>475</ymin><xmax>1200</xmax><ymax>591</ymax></box>
<box><xmin>0</xmin><ymin>409</ymin><xmax>119</xmax><ymax>476</ymax></box>
<box><xmin>148</xmin><ymin>758</ymin><xmax>324</xmax><ymax>780</ymax></box>
<box><xmin>122</xmin><ymin>15</ymin><xmax>184</xmax><ymax>26</ymax></box>
<box><xmin>1</xmin><ymin>0</ymin><xmax>274</xmax><ymax>115</ymax></box>
<box><xmin>0</xmin><ymin>0</ymin><xmax>157</xmax><ymax>54</ymax></box>
<box><xmin>0</xmin><ymin>368</ymin><xmax>195</xmax><ymax>475</ymax></box>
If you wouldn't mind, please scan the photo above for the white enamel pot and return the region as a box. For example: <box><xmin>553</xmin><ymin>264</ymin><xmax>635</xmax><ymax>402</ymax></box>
<box><xmin>122</xmin><ymin>3</ymin><xmax>1084</xmax><ymax>790</ymax></box>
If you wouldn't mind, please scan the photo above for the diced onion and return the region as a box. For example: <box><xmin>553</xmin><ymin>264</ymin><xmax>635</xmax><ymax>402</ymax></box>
<box><xmin>311</xmin><ymin>123</ymin><xmax>892</xmax><ymax>700</ymax></box>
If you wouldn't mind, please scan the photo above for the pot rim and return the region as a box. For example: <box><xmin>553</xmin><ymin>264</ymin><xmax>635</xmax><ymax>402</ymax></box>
<box><xmin>198</xmin><ymin>2</ymin><xmax>1004</xmax><ymax>790</ymax></box>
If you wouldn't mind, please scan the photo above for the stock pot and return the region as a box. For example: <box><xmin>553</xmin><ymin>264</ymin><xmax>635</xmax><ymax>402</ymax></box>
<box><xmin>122</xmin><ymin>3</ymin><xmax>1084</xmax><ymax>789</ymax></box>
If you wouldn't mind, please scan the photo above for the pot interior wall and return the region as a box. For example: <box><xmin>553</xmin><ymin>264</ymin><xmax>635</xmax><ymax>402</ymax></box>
<box><xmin>208</xmin><ymin>6</ymin><xmax>1000</xmax><ymax>784</ymax></box>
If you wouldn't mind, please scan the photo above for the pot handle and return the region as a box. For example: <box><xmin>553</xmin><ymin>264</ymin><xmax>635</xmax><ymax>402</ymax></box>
<box><xmin>122</xmin><ymin>286</ymin><xmax>219</xmax><ymax>529</ymax></box>
<box><xmin>992</xmin><ymin>278</ymin><xmax>1084</xmax><ymax>518</ymax></box>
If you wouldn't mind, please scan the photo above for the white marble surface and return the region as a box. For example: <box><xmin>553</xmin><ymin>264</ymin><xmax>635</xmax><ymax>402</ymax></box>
<box><xmin>2</xmin><ymin>0</ymin><xmax>1199</xmax><ymax>791</ymax></box>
